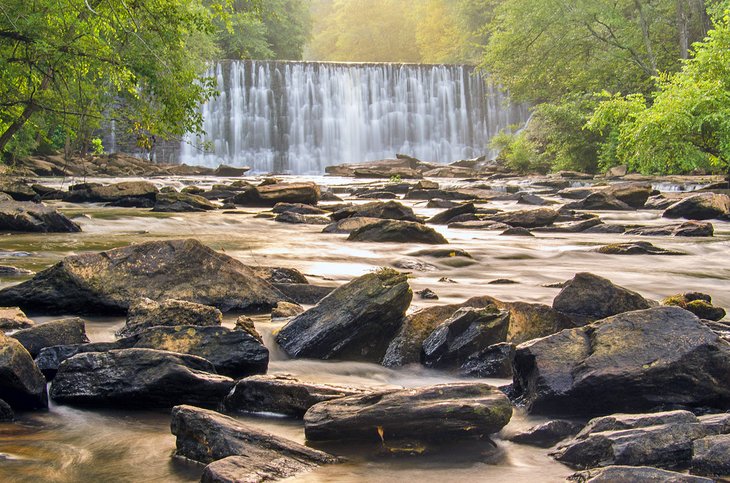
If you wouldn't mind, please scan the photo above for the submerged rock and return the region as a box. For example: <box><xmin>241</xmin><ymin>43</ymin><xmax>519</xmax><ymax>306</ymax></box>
<box><xmin>304</xmin><ymin>383</ymin><xmax>512</xmax><ymax>443</ymax></box>
<box><xmin>0</xmin><ymin>333</ymin><xmax>47</xmax><ymax>409</ymax></box>
<box><xmin>117</xmin><ymin>297</ymin><xmax>223</xmax><ymax>338</ymax></box>
<box><xmin>332</xmin><ymin>200</ymin><xmax>419</xmax><ymax>222</ymax></box>
<box><xmin>0</xmin><ymin>201</ymin><xmax>81</xmax><ymax>233</ymax></box>
<box><xmin>11</xmin><ymin>317</ymin><xmax>89</xmax><ymax>357</ymax></box>
<box><xmin>512</xmin><ymin>307</ymin><xmax>730</xmax><ymax>415</ymax></box>
<box><xmin>625</xmin><ymin>221</ymin><xmax>714</xmax><ymax>237</ymax></box>
<box><xmin>50</xmin><ymin>348</ymin><xmax>234</xmax><ymax>408</ymax></box>
<box><xmin>275</xmin><ymin>270</ymin><xmax>411</xmax><ymax>362</ymax></box>
<box><xmin>223</xmin><ymin>374</ymin><xmax>370</xmax><ymax>417</ymax></box>
<box><xmin>663</xmin><ymin>193</ymin><xmax>730</xmax><ymax>220</ymax></box>
<box><xmin>348</xmin><ymin>219</ymin><xmax>448</xmax><ymax>244</ymax></box>
<box><xmin>595</xmin><ymin>241</ymin><xmax>684</xmax><ymax>255</ymax></box>
<box><xmin>0</xmin><ymin>239</ymin><xmax>285</xmax><ymax>314</ymax></box>
<box><xmin>569</xmin><ymin>466</ymin><xmax>713</xmax><ymax>482</ymax></box>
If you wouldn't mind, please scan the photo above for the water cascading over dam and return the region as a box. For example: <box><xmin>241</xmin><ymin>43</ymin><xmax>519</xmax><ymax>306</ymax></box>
<box><xmin>180</xmin><ymin>61</ymin><xmax>529</xmax><ymax>174</ymax></box>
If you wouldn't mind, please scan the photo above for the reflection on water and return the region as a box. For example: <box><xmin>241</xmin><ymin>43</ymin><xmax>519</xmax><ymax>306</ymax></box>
<box><xmin>0</xmin><ymin>175</ymin><xmax>728</xmax><ymax>482</ymax></box>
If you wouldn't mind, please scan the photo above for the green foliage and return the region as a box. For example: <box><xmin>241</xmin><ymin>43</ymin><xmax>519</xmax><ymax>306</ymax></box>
<box><xmin>490</xmin><ymin>130</ymin><xmax>543</xmax><ymax>174</ymax></box>
<box><xmin>90</xmin><ymin>138</ymin><xmax>105</xmax><ymax>156</ymax></box>
<box><xmin>389</xmin><ymin>174</ymin><xmax>402</xmax><ymax>183</ymax></box>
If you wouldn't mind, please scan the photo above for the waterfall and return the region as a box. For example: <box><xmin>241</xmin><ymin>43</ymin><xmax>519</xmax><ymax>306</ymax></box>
<box><xmin>180</xmin><ymin>61</ymin><xmax>529</xmax><ymax>174</ymax></box>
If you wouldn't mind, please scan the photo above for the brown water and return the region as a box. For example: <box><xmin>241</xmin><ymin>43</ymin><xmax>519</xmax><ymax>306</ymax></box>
<box><xmin>0</xmin><ymin>175</ymin><xmax>728</xmax><ymax>482</ymax></box>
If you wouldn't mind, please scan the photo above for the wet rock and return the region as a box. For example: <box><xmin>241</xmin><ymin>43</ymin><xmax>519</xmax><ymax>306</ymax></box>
<box><xmin>348</xmin><ymin>219</ymin><xmax>448</xmax><ymax>244</ymax></box>
<box><xmin>422</xmin><ymin>307</ymin><xmax>510</xmax><ymax>369</ymax></box>
<box><xmin>275</xmin><ymin>270</ymin><xmax>411</xmax><ymax>362</ymax></box>
<box><xmin>625</xmin><ymin>221</ymin><xmax>714</xmax><ymax>237</ymax></box>
<box><xmin>691</xmin><ymin>434</ymin><xmax>730</xmax><ymax>477</ymax></box>
<box><xmin>407</xmin><ymin>248</ymin><xmax>472</xmax><ymax>258</ymax></box>
<box><xmin>273</xmin><ymin>283</ymin><xmax>334</xmax><ymax>305</ymax></box>
<box><xmin>0</xmin><ymin>307</ymin><xmax>34</xmax><ymax>330</ymax></box>
<box><xmin>564</xmin><ymin>192</ymin><xmax>633</xmax><ymax>211</ymax></box>
<box><xmin>274</xmin><ymin>211</ymin><xmax>331</xmax><ymax>225</ymax></box>
<box><xmin>233</xmin><ymin>182</ymin><xmax>320</xmax><ymax>206</ymax></box>
<box><xmin>34</xmin><ymin>342</ymin><xmax>123</xmax><ymax>379</ymax></box>
<box><xmin>416</xmin><ymin>288</ymin><xmax>438</xmax><ymax>300</ymax></box>
<box><xmin>508</xmin><ymin>420</ymin><xmax>582</xmax><ymax>447</ymax></box>
<box><xmin>223</xmin><ymin>374</ymin><xmax>370</xmax><ymax>417</ymax></box>
<box><xmin>117</xmin><ymin>297</ymin><xmax>223</xmax><ymax>338</ymax></box>
<box><xmin>595</xmin><ymin>241</ymin><xmax>684</xmax><ymax>255</ymax></box>
<box><xmin>576</xmin><ymin>410</ymin><xmax>699</xmax><ymax>438</ymax></box>
<box><xmin>234</xmin><ymin>316</ymin><xmax>262</xmax><ymax>342</ymax></box>
<box><xmin>200</xmin><ymin>455</ymin><xmax>322</xmax><ymax>483</ymax></box>
<box><xmin>422</xmin><ymin>166</ymin><xmax>475</xmax><ymax>178</ymax></box>
<box><xmin>356</xmin><ymin>191</ymin><xmax>398</xmax><ymax>199</ymax></box>
<box><xmin>558</xmin><ymin>187</ymin><xmax>595</xmax><ymax>200</ymax></box>
<box><xmin>171</xmin><ymin>405</ymin><xmax>338</xmax><ymax>477</ymax></box>
<box><xmin>213</xmin><ymin>164</ymin><xmax>250</xmax><ymax>177</ymax></box>
<box><xmin>698</xmin><ymin>413</ymin><xmax>730</xmax><ymax>435</ymax></box>
<box><xmin>663</xmin><ymin>193</ymin><xmax>730</xmax><ymax>220</ymax></box>
<box><xmin>0</xmin><ymin>265</ymin><xmax>33</xmax><ymax>276</ymax></box>
<box><xmin>50</xmin><ymin>348</ymin><xmax>234</xmax><ymax>408</ymax></box>
<box><xmin>272</xmin><ymin>301</ymin><xmax>304</xmax><ymax>319</ymax></box>
<box><xmin>11</xmin><ymin>317</ymin><xmax>89</xmax><ymax>358</ymax></box>
<box><xmin>332</xmin><ymin>200</ymin><xmax>419</xmax><ymax>222</ymax></box>
<box><xmin>249</xmin><ymin>266</ymin><xmax>308</xmax><ymax>285</ymax></box>
<box><xmin>583</xmin><ymin>224</ymin><xmax>626</xmax><ymax>234</ymax></box>
<box><xmin>272</xmin><ymin>203</ymin><xmax>327</xmax><ymax>215</ymax></box>
<box><xmin>489</xmin><ymin>208</ymin><xmax>559</xmax><ymax>228</ymax></box>
<box><xmin>532</xmin><ymin>217</ymin><xmax>603</xmax><ymax>233</ymax></box>
<box><xmin>499</xmin><ymin>300</ymin><xmax>576</xmax><ymax>344</ymax></box>
<box><xmin>605</xmin><ymin>183</ymin><xmax>653</xmax><ymax>208</ymax></box>
<box><xmin>108</xmin><ymin>196</ymin><xmax>156</xmax><ymax>208</ymax></box>
<box><xmin>552</xmin><ymin>272</ymin><xmax>652</xmax><ymax>322</ymax></box>
<box><xmin>488</xmin><ymin>278</ymin><xmax>519</xmax><ymax>285</ymax></box>
<box><xmin>517</xmin><ymin>193</ymin><xmax>550</xmax><ymax>206</ymax></box>
<box><xmin>512</xmin><ymin>307</ymin><xmax>730</xmax><ymax>415</ymax></box>
<box><xmin>500</xmin><ymin>227</ymin><xmax>533</xmax><ymax>236</ymax></box>
<box><xmin>569</xmin><ymin>466</ymin><xmax>713</xmax><ymax>482</ymax></box>
<box><xmin>663</xmin><ymin>293</ymin><xmax>726</xmax><ymax>321</ymax></box>
<box><xmin>448</xmin><ymin>220</ymin><xmax>509</xmax><ymax>230</ymax></box>
<box><xmin>0</xmin><ymin>200</ymin><xmax>81</xmax><ymax>233</ymax></box>
<box><xmin>404</xmin><ymin>189</ymin><xmax>476</xmax><ymax>201</ymax></box>
<box><xmin>645</xmin><ymin>194</ymin><xmax>678</xmax><ymax>210</ymax></box>
<box><xmin>152</xmin><ymin>192</ymin><xmax>216</xmax><ymax>212</ymax></box>
<box><xmin>0</xmin><ymin>181</ymin><xmax>38</xmax><ymax>201</ymax></box>
<box><xmin>304</xmin><ymin>383</ymin><xmax>512</xmax><ymax>442</ymax></box>
<box><xmin>553</xmin><ymin>421</ymin><xmax>706</xmax><ymax>469</ymax></box>
<box><xmin>0</xmin><ymin>399</ymin><xmax>13</xmax><ymax>421</ymax></box>
<box><xmin>0</xmin><ymin>239</ymin><xmax>285</xmax><ymax>314</ymax></box>
<box><xmin>392</xmin><ymin>259</ymin><xmax>438</xmax><ymax>272</ymax></box>
<box><xmin>0</xmin><ymin>333</ymin><xmax>47</xmax><ymax>409</ymax></box>
<box><xmin>64</xmin><ymin>181</ymin><xmax>158</xmax><ymax>203</ymax></box>
<box><xmin>426</xmin><ymin>198</ymin><xmax>458</xmax><ymax>209</ymax></box>
<box><xmin>459</xmin><ymin>342</ymin><xmax>515</xmax><ymax>378</ymax></box>
<box><xmin>427</xmin><ymin>203</ymin><xmax>476</xmax><ymax>224</ymax></box>
<box><xmin>322</xmin><ymin>217</ymin><xmax>382</xmax><ymax>234</ymax></box>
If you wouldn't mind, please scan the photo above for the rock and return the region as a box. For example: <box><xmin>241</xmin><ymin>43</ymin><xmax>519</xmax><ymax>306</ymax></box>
<box><xmin>606</xmin><ymin>165</ymin><xmax>628</xmax><ymax>178</ymax></box>
<box><xmin>569</xmin><ymin>466</ymin><xmax>713</xmax><ymax>482</ymax></box>
<box><xmin>0</xmin><ymin>200</ymin><xmax>81</xmax><ymax>233</ymax></box>
<box><xmin>0</xmin><ymin>181</ymin><xmax>37</xmax><ymax>201</ymax></box>
<box><xmin>426</xmin><ymin>203</ymin><xmax>476</xmax><ymax>224</ymax></box>
<box><xmin>532</xmin><ymin>217</ymin><xmax>603</xmax><ymax>233</ymax></box>
<box><xmin>249</xmin><ymin>266</ymin><xmax>308</xmax><ymax>285</ymax></box>
<box><xmin>304</xmin><ymin>383</ymin><xmax>512</xmax><ymax>442</ymax></box>
<box><xmin>422</xmin><ymin>166</ymin><xmax>476</xmax><ymax>178</ymax></box>
<box><xmin>596</xmin><ymin>242</ymin><xmax>684</xmax><ymax>255</ymax></box>
<box><xmin>64</xmin><ymin>181</ymin><xmax>158</xmax><ymax>203</ymax></box>
<box><xmin>11</xmin><ymin>317</ymin><xmax>89</xmax><ymax>357</ymax></box>
<box><xmin>234</xmin><ymin>316</ymin><xmax>262</xmax><ymax>342</ymax></box>
<box><xmin>275</xmin><ymin>270</ymin><xmax>411</xmax><ymax>362</ymax></box>
<box><xmin>152</xmin><ymin>192</ymin><xmax>216</xmax><ymax>212</ymax></box>
<box><xmin>663</xmin><ymin>293</ymin><xmax>726</xmax><ymax>321</ymax></box>
<box><xmin>0</xmin><ymin>333</ymin><xmax>47</xmax><ymax>409</ymax></box>
<box><xmin>576</xmin><ymin>410</ymin><xmax>699</xmax><ymax>438</ymax></box>
<box><xmin>426</xmin><ymin>198</ymin><xmax>458</xmax><ymax>208</ymax></box>
<box><xmin>0</xmin><ymin>239</ymin><xmax>285</xmax><ymax>314</ymax></box>
<box><xmin>0</xmin><ymin>307</ymin><xmax>34</xmax><ymax>330</ymax></box>
<box><xmin>274</xmin><ymin>211</ymin><xmax>330</xmax><ymax>225</ymax></box>
<box><xmin>322</xmin><ymin>217</ymin><xmax>382</xmax><ymax>234</ymax></box>
<box><xmin>273</xmin><ymin>283</ymin><xmax>334</xmax><ymax>305</ymax></box>
<box><xmin>233</xmin><ymin>182</ymin><xmax>320</xmax><ymax>206</ymax></box>
<box><xmin>357</xmin><ymin>191</ymin><xmax>398</xmax><ymax>199</ymax></box>
<box><xmin>692</xmin><ymin>434</ymin><xmax>730</xmax><ymax>477</ymax></box>
<box><xmin>663</xmin><ymin>193</ymin><xmax>730</xmax><ymax>220</ymax></box>
<box><xmin>332</xmin><ymin>200</ymin><xmax>419</xmax><ymax>222</ymax></box>
<box><xmin>489</xmin><ymin>278</ymin><xmax>519</xmax><ymax>285</ymax></box>
<box><xmin>558</xmin><ymin>187</ymin><xmax>595</xmax><ymax>200</ymax></box>
<box><xmin>392</xmin><ymin>259</ymin><xmax>438</xmax><ymax>272</ymax></box>
<box><xmin>517</xmin><ymin>193</ymin><xmax>550</xmax><ymax>206</ymax></box>
<box><xmin>272</xmin><ymin>301</ymin><xmax>304</xmax><ymax>319</ymax></box>
<box><xmin>117</xmin><ymin>297</ymin><xmax>223</xmax><ymax>338</ymax></box>
<box><xmin>490</xmin><ymin>208</ymin><xmax>560</xmax><ymax>228</ymax></box>
<box><xmin>34</xmin><ymin>342</ymin><xmax>123</xmax><ymax>379</ymax></box>
<box><xmin>407</xmin><ymin>248</ymin><xmax>472</xmax><ymax>258</ymax></box>
<box><xmin>348</xmin><ymin>220</ymin><xmax>448</xmax><ymax>244</ymax></box>
<box><xmin>222</xmin><ymin>374</ymin><xmax>369</xmax><ymax>417</ymax></box>
<box><xmin>107</xmin><ymin>196</ymin><xmax>156</xmax><ymax>208</ymax></box>
<box><xmin>552</xmin><ymin>272</ymin><xmax>652</xmax><ymax>322</ymax></box>
<box><xmin>272</xmin><ymin>203</ymin><xmax>326</xmax><ymax>215</ymax></box>
<box><xmin>459</xmin><ymin>342</ymin><xmax>515</xmax><ymax>378</ymax></box>
<box><xmin>404</xmin><ymin>189</ymin><xmax>476</xmax><ymax>201</ymax></box>
<box><xmin>499</xmin><ymin>299</ymin><xmax>576</xmax><ymax>344</ymax></box>
<box><xmin>170</xmin><ymin>405</ymin><xmax>338</xmax><ymax>479</ymax></box>
<box><xmin>422</xmin><ymin>307</ymin><xmax>510</xmax><ymax>369</ymax></box>
<box><xmin>214</xmin><ymin>164</ymin><xmax>250</xmax><ymax>177</ymax></box>
<box><xmin>50</xmin><ymin>348</ymin><xmax>234</xmax><ymax>408</ymax></box>
<box><xmin>553</xmin><ymin>421</ymin><xmax>706</xmax><ymax>470</ymax></box>
<box><xmin>698</xmin><ymin>413</ymin><xmax>730</xmax><ymax>435</ymax></box>
<box><xmin>415</xmin><ymin>180</ymin><xmax>439</xmax><ymax>190</ymax></box>
<box><xmin>0</xmin><ymin>399</ymin><xmax>13</xmax><ymax>421</ymax></box>
<box><xmin>500</xmin><ymin>227</ymin><xmax>534</xmax><ymax>236</ymax></box>
<box><xmin>0</xmin><ymin>265</ymin><xmax>33</xmax><ymax>276</ymax></box>
<box><xmin>512</xmin><ymin>307</ymin><xmax>730</xmax><ymax>415</ymax></box>
<box><xmin>508</xmin><ymin>420</ymin><xmax>582</xmax><ymax>447</ymax></box>
<box><xmin>564</xmin><ymin>192</ymin><xmax>634</xmax><ymax>211</ymax></box>
<box><xmin>645</xmin><ymin>194</ymin><xmax>678</xmax><ymax>210</ymax></box>
<box><xmin>605</xmin><ymin>183</ymin><xmax>653</xmax><ymax>208</ymax></box>
<box><xmin>625</xmin><ymin>221</ymin><xmax>714</xmax><ymax>237</ymax></box>
<box><xmin>416</xmin><ymin>288</ymin><xmax>438</xmax><ymax>300</ymax></box>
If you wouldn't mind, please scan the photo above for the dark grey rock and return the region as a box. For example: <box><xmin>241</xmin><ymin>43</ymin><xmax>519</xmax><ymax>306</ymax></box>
<box><xmin>11</xmin><ymin>317</ymin><xmax>89</xmax><ymax>358</ymax></box>
<box><xmin>348</xmin><ymin>219</ymin><xmax>448</xmax><ymax>244</ymax></box>
<box><xmin>0</xmin><ymin>201</ymin><xmax>81</xmax><ymax>233</ymax></box>
<box><xmin>508</xmin><ymin>419</ymin><xmax>582</xmax><ymax>447</ymax></box>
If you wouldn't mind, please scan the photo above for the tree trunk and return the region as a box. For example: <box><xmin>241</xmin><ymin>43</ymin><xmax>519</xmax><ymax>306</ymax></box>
<box><xmin>678</xmin><ymin>0</ymin><xmax>690</xmax><ymax>59</ymax></box>
<box><xmin>634</xmin><ymin>0</ymin><xmax>658</xmax><ymax>75</ymax></box>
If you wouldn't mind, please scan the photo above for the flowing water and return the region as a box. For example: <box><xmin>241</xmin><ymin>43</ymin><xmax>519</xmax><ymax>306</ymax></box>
<box><xmin>179</xmin><ymin>62</ymin><xmax>529</xmax><ymax>173</ymax></box>
<box><xmin>0</xmin><ymin>175</ymin><xmax>728</xmax><ymax>482</ymax></box>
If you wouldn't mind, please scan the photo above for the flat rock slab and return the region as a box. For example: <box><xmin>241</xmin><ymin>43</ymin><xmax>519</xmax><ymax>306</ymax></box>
<box><xmin>223</xmin><ymin>374</ymin><xmax>372</xmax><ymax>417</ymax></box>
<box><xmin>50</xmin><ymin>348</ymin><xmax>233</xmax><ymax>408</ymax></box>
<box><xmin>117</xmin><ymin>297</ymin><xmax>223</xmax><ymax>338</ymax></box>
<box><xmin>0</xmin><ymin>200</ymin><xmax>81</xmax><ymax>233</ymax></box>
<box><xmin>0</xmin><ymin>239</ymin><xmax>285</xmax><ymax>314</ymax></box>
<box><xmin>576</xmin><ymin>410</ymin><xmax>699</xmax><ymax>439</ymax></box>
<box><xmin>691</xmin><ymin>434</ymin><xmax>730</xmax><ymax>478</ymax></box>
<box><xmin>569</xmin><ymin>466</ymin><xmax>714</xmax><ymax>482</ymax></box>
<box><xmin>625</xmin><ymin>221</ymin><xmax>714</xmax><ymax>237</ymax></box>
<box><xmin>303</xmin><ymin>383</ymin><xmax>512</xmax><ymax>443</ymax></box>
<box><xmin>595</xmin><ymin>241</ymin><xmax>684</xmax><ymax>255</ymax></box>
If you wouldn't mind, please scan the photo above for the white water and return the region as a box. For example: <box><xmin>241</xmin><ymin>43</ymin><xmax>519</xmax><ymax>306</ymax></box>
<box><xmin>180</xmin><ymin>61</ymin><xmax>528</xmax><ymax>174</ymax></box>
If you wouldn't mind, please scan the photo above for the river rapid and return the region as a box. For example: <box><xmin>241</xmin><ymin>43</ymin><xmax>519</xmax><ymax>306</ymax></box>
<box><xmin>0</xmin><ymin>174</ymin><xmax>728</xmax><ymax>482</ymax></box>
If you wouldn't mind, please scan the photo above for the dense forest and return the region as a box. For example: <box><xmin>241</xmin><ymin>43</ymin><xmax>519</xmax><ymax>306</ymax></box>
<box><xmin>1</xmin><ymin>0</ymin><xmax>728</xmax><ymax>175</ymax></box>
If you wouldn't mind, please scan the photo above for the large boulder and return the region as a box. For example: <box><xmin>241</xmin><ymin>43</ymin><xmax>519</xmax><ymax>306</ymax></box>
<box><xmin>171</xmin><ymin>405</ymin><xmax>337</xmax><ymax>472</ymax></box>
<box><xmin>0</xmin><ymin>333</ymin><xmax>47</xmax><ymax>409</ymax></box>
<box><xmin>11</xmin><ymin>317</ymin><xmax>89</xmax><ymax>357</ymax></box>
<box><xmin>348</xmin><ymin>219</ymin><xmax>448</xmax><ymax>244</ymax></box>
<box><xmin>331</xmin><ymin>200</ymin><xmax>419</xmax><ymax>222</ymax></box>
<box><xmin>421</xmin><ymin>307</ymin><xmax>510</xmax><ymax>369</ymax></box>
<box><xmin>564</xmin><ymin>192</ymin><xmax>633</xmax><ymax>211</ymax></box>
<box><xmin>691</xmin><ymin>434</ymin><xmax>730</xmax><ymax>478</ymax></box>
<box><xmin>152</xmin><ymin>192</ymin><xmax>217</xmax><ymax>212</ymax></box>
<box><xmin>489</xmin><ymin>208</ymin><xmax>560</xmax><ymax>228</ymax></box>
<box><xmin>35</xmin><ymin>342</ymin><xmax>124</xmax><ymax>379</ymax></box>
<box><xmin>595</xmin><ymin>241</ymin><xmax>684</xmax><ymax>255</ymax></box>
<box><xmin>459</xmin><ymin>342</ymin><xmax>515</xmax><ymax>378</ymax></box>
<box><xmin>64</xmin><ymin>181</ymin><xmax>158</xmax><ymax>203</ymax></box>
<box><xmin>625</xmin><ymin>221</ymin><xmax>714</xmax><ymax>237</ymax></box>
<box><xmin>275</xmin><ymin>270</ymin><xmax>411</xmax><ymax>362</ymax></box>
<box><xmin>0</xmin><ymin>180</ymin><xmax>38</xmax><ymax>201</ymax></box>
<box><xmin>426</xmin><ymin>203</ymin><xmax>476</xmax><ymax>225</ymax></box>
<box><xmin>117</xmin><ymin>297</ymin><xmax>223</xmax><ymax>338</ymax></box>
<box><xmin>119</xmin><ymin>325</ymin><xmax>268</xmax><ymax>378</ymax></box>
<box><xmin>552</xmin><ymin>272</ymin><xmax>652</xmax><ymax>323</ymax></box>
<box><xmin>604</xmin><ymin>183</ymin><xmax>653</xmax><ymax>208</ymax></box>
<box><xmin>663</xmin><ymin>193</ymin><xmax>730</xmax><ymax>220</ymax></box>
<box><xmin>233</xmin><ymin>182</ymin><xmax>320</xmax><ymax>206</ymax></box>
<box><xmin>0</xmin><ymin>239</ymin><xmax>285</xmax><ymax>314</ymax></box>
<box><xmin>322</xmin><ymin>217</ymin><xmax>382</xmax><ymax>234</ymax></box>
<box><xmin>0</xmin><ymin>399</ymin><xmax>13</xmax><ymax>421</ymax></box>
<box><xmin>0</xmin><ymin>200</ymin><xmax>81</xmax><ymax>233</ymax></box>
<box><xmin>304</xmin><ymin>383</ymin><xmax>512</xmax><ymax>442</ymax></box>
<box><xmin>50</xmin><ymin>348</ymin><xmax>234</xmax><ymax>408</ymax></box>
<box><xmin>512</xmin><ymin>307</ymin><xmax>730</xmax><ymax>415</ymax></box>
<box><xmin>0</xmin><ymin>307</ymin><xmax>34</xmax><ymax>330</ymax></box>
<box><xmin>575</xmin><ymin>410</ymin><xmax>700</xmax><ymax>438</ymax></box>
<box><xmin>222</xmin><ymin>374</ymin><xmax>370</xmax><ymax>417</ymax></box>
